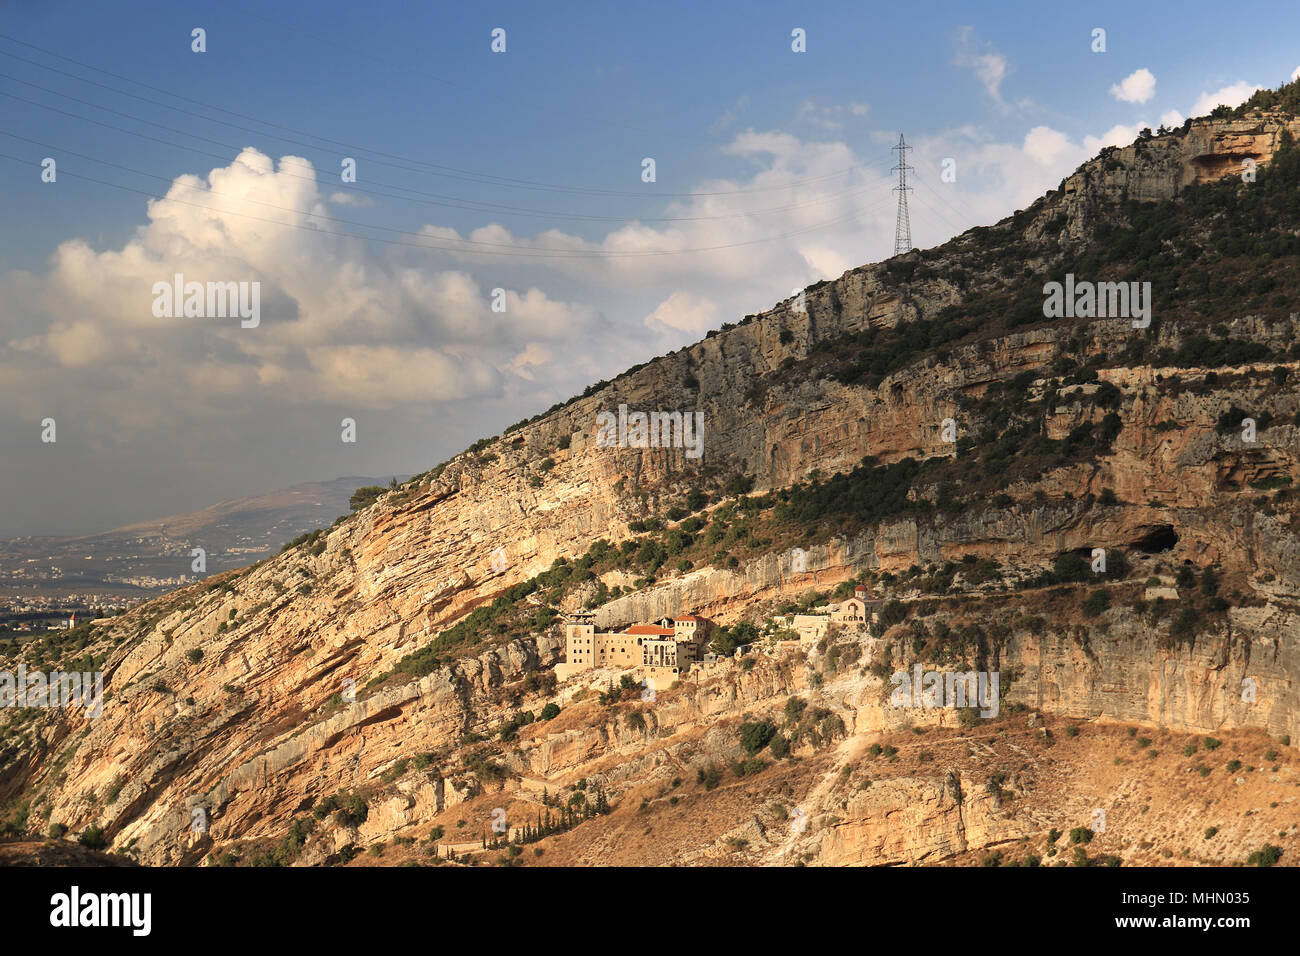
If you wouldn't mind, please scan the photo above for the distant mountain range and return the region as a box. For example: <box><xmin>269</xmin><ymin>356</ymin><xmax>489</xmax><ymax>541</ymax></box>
<box><xmin>0</xmin><ymin>477</ymin><xmax>396</xmax><ymax>603</ymax></box>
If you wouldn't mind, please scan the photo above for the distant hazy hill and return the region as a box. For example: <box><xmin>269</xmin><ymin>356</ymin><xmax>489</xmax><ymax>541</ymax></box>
<box><xmin>0</xmin><ymin>476</ymin><xmax>398</xmax><ymax>601</ymax></box>
<box><xmin>97</xmin><ymin>477</ymin><xmax>389</xmax><ymax>545</ymax></box>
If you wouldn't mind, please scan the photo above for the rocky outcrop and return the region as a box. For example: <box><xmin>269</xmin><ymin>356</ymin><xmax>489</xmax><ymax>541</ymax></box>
<box><xmin>1052</xmin><ymin>111</ymin><xmax>1300</xmax><ymax>240</ymax></box>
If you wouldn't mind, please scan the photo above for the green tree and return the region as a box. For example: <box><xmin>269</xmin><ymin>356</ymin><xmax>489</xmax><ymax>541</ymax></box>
<box><xmin>349</xmin><ymin>486</ymin><xmax>386</xmax><ymax>511</ymax></box>
<box><xmin>739</xmin><ymin>719</ymin><xmax>778</xmax><ymax>756</ymax></box>
<box><xmin>78</xmin><ymin>825</ymin><xmax>108</xmax><ymax>850</ymax></box>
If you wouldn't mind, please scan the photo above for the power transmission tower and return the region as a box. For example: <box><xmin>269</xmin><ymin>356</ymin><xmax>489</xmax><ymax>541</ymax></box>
<box><xmin>891</xmin><ymin>133</ymin><xmax>914</xmax><ymax>256</ymax></box>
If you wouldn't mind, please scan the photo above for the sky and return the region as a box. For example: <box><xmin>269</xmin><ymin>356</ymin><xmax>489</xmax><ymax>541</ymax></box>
<box><xmin>2</xmin><ymin>0</ymin><xmax>1299</xmax><ymax>536</ymax></box>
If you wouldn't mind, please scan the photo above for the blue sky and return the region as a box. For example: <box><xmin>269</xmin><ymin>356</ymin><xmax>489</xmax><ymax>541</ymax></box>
<box><xmin>2</xmin><ymin>0</ymin><xmax>1299</xmax><ymax>535</ymax></box>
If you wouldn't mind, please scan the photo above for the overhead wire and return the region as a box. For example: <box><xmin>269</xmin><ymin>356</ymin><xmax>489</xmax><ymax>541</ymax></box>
<box><xmin>0</xmin><ymin>35</ymin><xmax>872</xmax><ymax>200</ymax></box>
<box><xmin>0</xmin><ymin>148</ymin><xmax>896</xmax><ymax>260</ymax></box>
<box><xmin>0</xmin><ymin>91</ymin><xmax>885</xmax><ymax>226</ymax></box>
<box><xmin>0</xmin><ymin>29</ymin><xmax>986</xmax><ymax>260</ymax></box>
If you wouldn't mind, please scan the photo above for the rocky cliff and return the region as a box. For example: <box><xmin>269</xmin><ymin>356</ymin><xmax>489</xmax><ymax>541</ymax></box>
<box><xmin>3</xmin><ymin>97</ymin><xmax>1300</xmax><ymax>867</ymax></box>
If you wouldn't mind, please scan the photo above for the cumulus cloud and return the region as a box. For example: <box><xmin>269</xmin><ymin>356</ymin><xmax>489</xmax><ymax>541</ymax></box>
<box><xmin>1082</xmin><ymin>110</ymin><xmax>1184</xmax><ymax>154</ymax></box>
<box><xmin>418</xmin><ymin>129</ymin><xmax>903</xmax><ymax>294</ymax></box>
<box><xmin>644</xmin><ymin>291</ymin><xmax>718</xmax><ymax>334</ymax></box>
<box><xmin>1110</xmin><ymin>68</ymin><xmax>1157</xmax><ymax>104</ymax></box>
<box><xmin>3</xmin><ymin>148</ymin><xmax>597</xmax><ymax>410</ymax></box>
<box><xmin>0</xmin><ymin>147</ymin><xmax>622</xmax><ymax>533</ymax></box>
<box><xmin>1084</xmin><ymin>123</ymin><xmax>1145</xmax><ymax>152</ymax></box>
<box><xmin>1022</xmin><ymin>126</ymin><xmax>1074</xmax><ymax>166</ymax></box>
<box><xmin>931</xmin><ymin>125</ymin><xmax>1088</xmax><ymax>211</ymax></box>
<box><xmin>1192</xmin><ymin>81</ymin><xmax>1260</xmax><ymax>115</ymax></box>
<box><xmin>508</xmin><ymin>342</ymin><xmax>553</xmax><ymax>379</ymax></box>
<box><xmin>1160</xmin><ymin>109</ymin><xmax>1185</xmax><ymax>129</ymax></box>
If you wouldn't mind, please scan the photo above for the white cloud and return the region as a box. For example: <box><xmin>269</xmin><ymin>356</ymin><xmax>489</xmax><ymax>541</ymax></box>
<box><xmin>508</xmin><ymin>342</ymin><xmax>553</xmax><ymax>379</ymax></box>
<box><xmin>644</xmin><ymin>291</ymin><xmax>718</xmax><ymax>334</ymax></box>
<box><xmin>954</xmin><ymin>26</ymin><xmax>1011</xmax><ymax>108</ymax></box>
<box><xmin>1022</xmin><ymin>126</ymin><xmax>1073</xmax><ymax>166</ymax></box>
<box><xmin>1110</xmin><ymin>68</ymin><xmax>1156</xmax><ymax>104</ymax></box>
<box><xmin>1081</xmin><ymin>110</ymin><xmax>1181</xmax><ymax>155</ymax></box>
<box><xmin>1084</xmin><ymin>123</ymin><xmax>1145</xmax><ymax>152</ymax></box>
<box><xmin>328</xmin><ymin>191</ymin><xmax>374</xmax><ymax>207</ymax></box>
<box><xmin>0</xmin><ymin>148</ymin><xmax>601</xmax><ymax>414</ymax></box>
<box><xmin>1192</xmin><ymin>81</ymin><xmax>1260</xmax><ymax>115</ymax></box>
<box><xmin>796</xmin><ymin>244</ymin><xmax>852</xmax><ymax>282</ymax></box>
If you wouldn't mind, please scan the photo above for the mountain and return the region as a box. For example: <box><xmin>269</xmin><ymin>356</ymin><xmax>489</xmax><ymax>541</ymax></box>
<box><xmin>0</xmin><ymin>476</ymin><xmax>397</xmax><ymax>608</ymax></box>
<box><xmin>5</xmin><ymin>85</ymin><xmax>1300</xmax><ymax>867</ymax></box>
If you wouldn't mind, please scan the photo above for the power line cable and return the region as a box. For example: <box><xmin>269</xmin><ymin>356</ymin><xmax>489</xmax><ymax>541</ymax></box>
<box><xmin>0</xmin><ymin>93</ymin><xmax>884</xmax><ymax>226</ymax></box>
<box><xmin>0</xmin><ymin>37</ymin><xmax>871</xmax><ymax>199</ymax></box>
<box><xmin>0</xmin><ymin>149</ymin><xmax>893</xmax><ymax>259</ymax></box>
<box><xmin>908</xmin><ymin>189</ymin><xmax>968</xmax><ymax>240</ymax></box>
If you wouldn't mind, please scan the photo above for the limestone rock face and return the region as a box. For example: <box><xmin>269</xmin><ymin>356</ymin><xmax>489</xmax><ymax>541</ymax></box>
<box><xmin>817</xmin><ymin>772</ymin><xmax>1010</xmax><ymax>865</ymax></box>
<box><xmin>1053</xmin><ymin>112</ymin><xmax>1300</xmax><ymax>240</ymax></box>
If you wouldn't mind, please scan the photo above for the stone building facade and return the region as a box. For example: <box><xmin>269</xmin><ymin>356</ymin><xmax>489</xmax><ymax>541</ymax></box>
<box><xmin>556</xmin><ymin>612</ymin><xmax>708</xmax><ymax>683</ymax></box>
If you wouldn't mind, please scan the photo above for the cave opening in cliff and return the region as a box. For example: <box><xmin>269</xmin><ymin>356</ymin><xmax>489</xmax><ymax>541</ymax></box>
<box><xmin>1131</xmin><ymin>524</ymin><xmax>1178</xmax><ymax>553</ymax></box>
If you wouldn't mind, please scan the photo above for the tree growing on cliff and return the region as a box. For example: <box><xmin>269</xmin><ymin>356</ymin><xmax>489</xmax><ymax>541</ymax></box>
<box><xmin>1081</xmin><ymin>590</ymin><xmax>1110</xmax><ymax>617</ymax></box>
<box><xmin>739</xmin><ymin>719</ymin><xmax>777</xmax><ymax>756</ymax></box>
<box><xmin>349</xmin><ymin>485</ymin><xmax>386</xmax><ymax>511</ymax></box>
<box><xmin>710</xmin><ymin>620</ymin><xmax>759</xmax><ymax>656</ymax></box>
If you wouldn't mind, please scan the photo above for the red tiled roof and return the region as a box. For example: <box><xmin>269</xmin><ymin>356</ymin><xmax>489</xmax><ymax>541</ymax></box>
<box><xmin>622</xmin><ymin>624</ymin><xmax>677</xmax><ymax>636</ymax></box>
<box><xmin>675</xmin><ymin>615</ymin><xmax>699</xmax><ymax>621</ymax></box>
